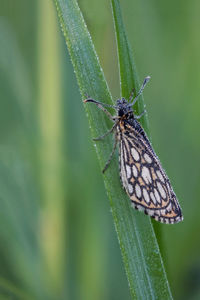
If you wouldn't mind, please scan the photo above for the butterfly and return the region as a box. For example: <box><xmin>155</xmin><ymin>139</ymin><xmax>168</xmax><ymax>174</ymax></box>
<box><xmin>84</xmin><ymin>77</ymin><xmax>183</xmax><ymax>224</ymax></box>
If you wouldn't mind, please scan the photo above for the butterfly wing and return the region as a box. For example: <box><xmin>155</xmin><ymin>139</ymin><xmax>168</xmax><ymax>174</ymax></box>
<box><xmin>118</xmin><ymin>120</ymin><xmax>183</xmax><ymax>224</ymax></box>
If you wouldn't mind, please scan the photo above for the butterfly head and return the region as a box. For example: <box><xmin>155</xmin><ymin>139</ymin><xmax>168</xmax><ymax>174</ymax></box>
<box><xmin>116</xmin><ymin>98</ymin><xmax>133</xmax><ymax>118</ymax></box>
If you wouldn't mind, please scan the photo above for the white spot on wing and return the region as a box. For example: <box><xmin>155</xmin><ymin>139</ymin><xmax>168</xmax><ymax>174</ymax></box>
<box><xmin>135</xmin><ymin>184</ymin><xmax>142</xmax><ymax>198</ymax></box>
<box><xmin>154</xmin><ymin>188</ymin><xmax>161</xmax><ymax>204</ymax></box>
<box><xmin>161</xmin><ymin>209</ymin><xmax>166</xmax><ymax>215</ymax></box>
<box><xmin>128</xmin><ymin>184</ymin><xmax>133</xmax><ymax>194</ymax></box>
<box><xmin>156</xmin><ymin>170</ymin><xmax>165</xmax><ymax>183</ymax></box>
<box><xmin>150</xmin><ymin>192</ymin><xmax>156</xmax><ymax>205</ymax></box>
<box><xmin>141</xmin><ymin>166</ymin><xmax>152</xmax><ymax>184</ymax></box>
<box><xmin>132</xmin><ymin>165</ymin><xmax>138</xmax><ymax>178</ymax></box>
<box><xmin>166</xmin><ymin>203</ymin><xmax>172</xmax><ymax>211</ymax></box>
<box><xmin>131</xmin><ymin>147</ymin><xmax>140</xmax><ymax>161</ymax></box>
<box><xmin>126</xmin><ymin>165</ymin><xmax>131</xmax><ymax>179</ymax></box>
<box><xmin>143</xmin><ymin>188</ymin><xmax>150</xmax><ymax>204</ymax></box>
<box><xmin>146</xmin><ymin>209</ymin><xmax>154</xmax><ymax>216</ymax></box>
<box><xmin>120</xmin><ymin>143</ymin><xmax>128</xmax><ymax>189</ymax></box>
<box><xmin>157</xmin><ymin>182</ymin><xmax>166</xmax><ymax>199</ymax></box>
<box><xmin>144</xmin><ymin>153</ymin><xmax>152</xmax><ymax>163</ymax></box>
<box><xmin>137</xmin><ymin>205</ymin><xmax>144</xmax><ymax>212</ymax></box>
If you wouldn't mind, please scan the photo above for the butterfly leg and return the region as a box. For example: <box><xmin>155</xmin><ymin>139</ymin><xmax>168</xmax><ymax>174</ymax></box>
<box><xmin>93</xmin><ymin>122</ymin><xmax>118</xmax><ymax>141</ymax></box>
<box><xmin>131</xmin><ymin>76</ymin><xmax>151</xmax><ymax>106</ymax></box>
<box><xmin>135</xmin><ymin>109</ymin><xmax>147</xmax><ymax>119</ymax></box>
<box><xmin>102</xmin><ymin>135</ymin><xmax>118</xmax><ymax>173</ymax></box>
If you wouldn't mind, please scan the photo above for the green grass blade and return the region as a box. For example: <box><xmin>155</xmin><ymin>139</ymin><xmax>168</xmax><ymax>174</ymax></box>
<box><xmin>111</xmin><ymin>0</ymin><xmax>149</xmax><ymax>134</ymax></box>
<box><xmin>54</xmin><ymin>0</ymin><xmax>113</xmax><ymax>172</ymax></box>
<box><xmin>54</xmin><ymin>0</ymin><xmax>172</xmax><ymax>299</ymax></box>
<box><xmin>111</xmin><ymin>0</ymin><xmax>172</xmax><ymax>298</ymax></box>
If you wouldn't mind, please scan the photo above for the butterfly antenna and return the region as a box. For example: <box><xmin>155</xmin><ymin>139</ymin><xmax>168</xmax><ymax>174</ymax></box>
<box><xmin>130</xmin><ymin>76</ymin><xmax>151</xmax><ymax>106</ymax></box>
<box><xmin>84</xmin><ymin>98</ymin><xmax>116</xmax><ymax>108</ymax></box>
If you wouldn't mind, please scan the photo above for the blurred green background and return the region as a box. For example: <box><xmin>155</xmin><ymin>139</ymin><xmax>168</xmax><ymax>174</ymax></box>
<box><xmin>0</xmin><ymin>0</ymin><xmax>200</xmax><ymax>299</ymax></box>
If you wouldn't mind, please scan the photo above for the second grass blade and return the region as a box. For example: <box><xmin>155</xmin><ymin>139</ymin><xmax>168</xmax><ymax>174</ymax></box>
<box><xmin>111</xmin><ymin>0</ymin><xmax>172</xmax><ymax>298</ymax></box>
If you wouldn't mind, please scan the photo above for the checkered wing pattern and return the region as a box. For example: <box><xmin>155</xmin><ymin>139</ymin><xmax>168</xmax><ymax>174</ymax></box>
<box><xmin>118</xmin><ymin>120</ymin><xmax>183</xmax><ymax>224</ymax></box>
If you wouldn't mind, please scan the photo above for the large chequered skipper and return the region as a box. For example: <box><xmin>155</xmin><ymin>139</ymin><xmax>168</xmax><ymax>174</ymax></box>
<box><xmin>84</xmin><ymin>77</ymin><xmax>183</xmax><ymax>224</ymax></box>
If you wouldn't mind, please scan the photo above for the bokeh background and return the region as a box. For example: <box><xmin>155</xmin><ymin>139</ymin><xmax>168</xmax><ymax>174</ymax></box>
<box><xmin>0</xmin><ymin>0</ymin><xmax>200</xmax><ymax>299</ymax></box>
